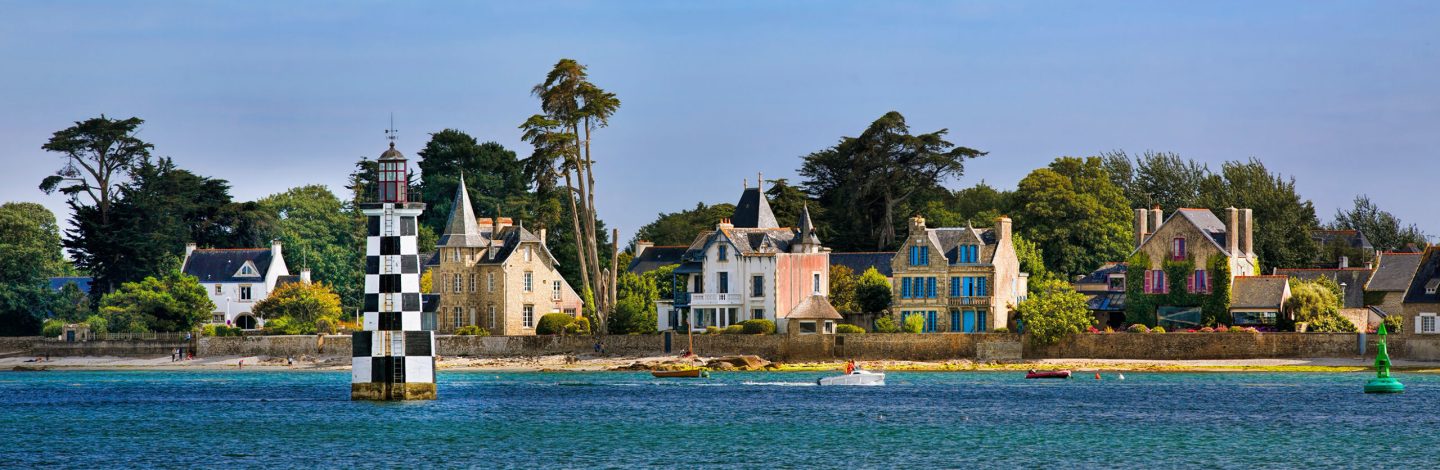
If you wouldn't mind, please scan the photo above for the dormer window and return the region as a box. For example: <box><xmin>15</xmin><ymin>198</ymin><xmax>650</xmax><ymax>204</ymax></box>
<box><xmin>1427</xmin><ymin>278</ymin><xmax>1439</xmax><ymax>295</ymax></box>
<box><xmin>955</xmin><ymin>245</ymin><xmax>980</xmax><ymax>264</ymax></box>
<box><xmin>235</xmin><ymin>261</ymin><xmax>260</xmax><ymax>278</ymax></box>
<box><xmin>909</xmin><ymin>246</ymin><xmax>929</xmax><ymax>266</ymax></box>
<box><xmin>1108</xmin><ymin>275</ymin><xmax>1125</xmax><ymax>292</ymax></box>
<box><xmin>1172</xmin><ymin>237</ymin><xmax>1187</xmax><ymax>260</ymax></box>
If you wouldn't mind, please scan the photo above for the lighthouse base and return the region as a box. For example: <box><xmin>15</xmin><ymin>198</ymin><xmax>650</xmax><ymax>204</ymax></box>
<box><xmin>351</xmin><ymin>382</ymin><xmax>437</xmax><ymax>401</ymax></box>
<box><xmin>1364</xmin><ymin>377</ymin><xmax>1405</xmax><ymax>394</ymax></box>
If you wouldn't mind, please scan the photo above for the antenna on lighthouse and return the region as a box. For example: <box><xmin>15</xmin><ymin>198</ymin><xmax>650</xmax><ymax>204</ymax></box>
<box><xmin>385</xmin><ymin>113</ymin><xmax>398</xmax><ymax>145</ymax></box>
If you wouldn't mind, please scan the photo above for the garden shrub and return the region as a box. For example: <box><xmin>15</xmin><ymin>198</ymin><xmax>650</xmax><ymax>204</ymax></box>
<box><xmin>1151</xmin><ymin>326</ymin><xmax>1166</xmax><ymax>334</ymax></box>
<box><xmin>454</xmin><ymin>325</ymin><xmax>489</xmax><ymax>336</ymax></box>
<box><xmin>1103</xmin><ymin>326</ymin><xmax>1114</xmax><ymax>333</ymax></box>
<box><xmin>835</xmin><ymin>324</ymin><xmax>865</xmax><ymax>334</ymax></box>
<box><xmin>42</xmin><ymin>319</ymin><xmax>64</xmax><ymax>338</ymax></box>
<box><xmin>874</xmin><ymin>316</ymin><xmax>900</xmax><ymax>333</ymax></box>
<box><xmin>1199</xmin><ymin>326</ymin><xmax>1215</xmax><ymax>332</ymax></box>
<box><xmin>314</xmin><ymin>316</ymin><xmax>338</xmax><ymax>335</ymax></box>
<box><xmin>992</xmin><ymin>327</ymin><xmax>1009</xmax><ymax>333</ymax></box>
<box><xmin>1306</xmin><ymin>314</ymin><xmax>1358</xmax><ymax>333</ymax></box>
<box><xmin>722</xmin><ymin>325</ymin><xmax>744</xmax><ymax>334</ymax></box>
<box><xmin>902</xmin><ymin>315</ymin><xmax>926</xmax><ymax>333</ymax></box>
<box><xmin>704</xmin><ymin>326</ymin><xmax>722</xmax><ymax>335</ymax></box>
<box><xmin>536</xmin><ymin>313</ymin><xmax>576</xmax><ymax>335</ymax></box>
<box><xmin>1126</xmin><ymin>324</ymin><xmax>1150</xmax><ymax>333</ymax></box>
<box><xmin>738</xmin><ymin>319</ymin><xmax>776</xmax><ymax>335</ymax></box>
<box><xmin>1214</xmin><ymin>325</ymin><xmax>1229</xmax><ymax>332</ymax></box>
<box><xmin>1384</xmin><ymin>315</ymin><xmax>1403</xmax><ymax>334</ymax></box>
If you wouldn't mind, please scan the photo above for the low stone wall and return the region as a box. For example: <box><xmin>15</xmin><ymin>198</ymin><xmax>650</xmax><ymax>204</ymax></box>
<box><xmin>32</xmin><ymin>339</ymin><xmax>190</xmax><ymax>357</ymax></box>
<box><xmin>1390</xmin><ymin>336</ymin><xmax>1440</xmax><ymax>361</ymax></box>
<box><xmin>0</xmin><ymin>337</ymin><xmax>41</xmax><ymax>356</ymax></box>
<box><xmin>199</xmin><ymin>335</ymin><xmax>352</xmax><ymax>358</ymax></box>
<box><xmin>1026</xmin><ymin>332</ymin><xmax>1369</xmax><ymax>360</ymax></box>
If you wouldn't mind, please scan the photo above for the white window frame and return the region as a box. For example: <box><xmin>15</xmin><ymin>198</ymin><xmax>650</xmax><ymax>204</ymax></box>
<box><xmin>813</xmin><ymin>273</ymin><xmax>822</xmax><ymax>294</ymax></box>
<box><xmin>488</xmin><ymin>305</ymin><xmax>496</xmax><ymax>330</ymax></box>
<box><xmin>524</xmin><ymin>271</ymin><xmax>534</xmax><ymax>292</ymax></box>
<box><xmin>1419</xmin><ymin>313</ymin><xmax>1438</xmax><ymax>335</ymax></box>
<box><xmin>523</xmin><ymin>304</ymin><xmax>535</xmax><ymax>328</ymax></box>
<box><xmin>488</xmin><ymin>272</ymin><xmax>495</xmax><ymax>292</ymax></box>
<box><xmin>453</xmin><ymin>306</ymin><xmax>462</xmax><ymax>329</ymax></box>
<box><xmin>213</xmin><ymin>284</ymin><xmax>222</xmax><ymax>295</ymax></box>
<box><xmin>552</xmin><ymin>280</ymin><xmax>562</xmax><ymax>301</ymax></box>
<box><xmin>239</xmin><ymin>285</ymin><xmax>253</xmax><ymax>301</ymax></box>
<box><xmin>524</xmin><ymin>246</ymin><xmax>533</xmax><ymax>262</ymax></box>
<box><xmin>453</xmin><ymin>275</ymin><xmax>462</xmax><ymax>293</ymax></box>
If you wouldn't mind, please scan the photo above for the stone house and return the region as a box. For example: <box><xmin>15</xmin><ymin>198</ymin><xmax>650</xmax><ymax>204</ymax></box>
<box><xmin>887</xmin><ymin>215</ymin><xmax>1026</xmax><ymax>333</ymax></box>
<box><xmin>784</xmin><ymin>294</ymin><xmax>843</xmax><ymax>336</ymax></box>
<box><xmin>181</xmin><ymin>240</ymin><xmax>300</xmax><ymax>329</ymax></box>
<box><xmin>1365</xmin><ymin>251</ymin><xmax>1423</xmax><ymax>320</ymax></box>
<box><xmin>1229</xmin><ymin>275</ymin><xmax>1292</xmax><ymax>327</ymax></box>
<box><xmin>1128</xmin><ymin>207</ymin><xmax>1259</xmax><ymax>329</ymax></box>
<box><xmin>1402</xmin><ymin>246</ymin><xmax>1440</xmax><ymax>335</ymax></box>
<box><xmin>659</xmin><ymin>183</ymin><xmax>833</xmax><ymax>334</ymax></box>
<box><xmin>432</xmin><ymin>177</ymin><xmax>583</xmax><ymax>335</ymax></box>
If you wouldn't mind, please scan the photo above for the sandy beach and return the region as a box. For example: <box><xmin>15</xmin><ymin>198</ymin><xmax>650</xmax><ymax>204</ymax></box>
<box><xmin>7</xmin><ymin>354</ymin><xmax>1440</xmax><ymax>373</ymax></box>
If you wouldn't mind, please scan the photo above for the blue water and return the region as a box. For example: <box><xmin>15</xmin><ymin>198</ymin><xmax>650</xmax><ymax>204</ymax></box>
<box><xmin>2</xmin><ymin>370</ymin><xmax>1437</xmax><ymax>468</ymax></box>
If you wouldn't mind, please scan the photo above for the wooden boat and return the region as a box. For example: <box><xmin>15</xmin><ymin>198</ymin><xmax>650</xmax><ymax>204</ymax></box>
<box><xmin>1025</xmin><ymin>370</ymin><xmax>1072</xmax><ymax>379</ymax></box>
<box><xmin>817</xmin><ymin>370</ymin><xmax>885</xmax><ymax>386</ymax></box>
<box><xmin>652</xmin><ymin>369</ymin><xmax>709</xmax><ymax>378</ymax></box>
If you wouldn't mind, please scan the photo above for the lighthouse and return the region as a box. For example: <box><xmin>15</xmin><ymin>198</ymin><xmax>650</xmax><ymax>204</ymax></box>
<box><xmin>352</xmin><ymin>138</ymin><xmax>436</xmax><ymax>400</ymax></box>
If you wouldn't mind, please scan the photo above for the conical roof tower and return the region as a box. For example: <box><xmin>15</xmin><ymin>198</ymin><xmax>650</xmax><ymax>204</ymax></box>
<box><xmin>438</xmin><ymin>175</ymin><xmax>482</xmax><ymax>247</ymax></box>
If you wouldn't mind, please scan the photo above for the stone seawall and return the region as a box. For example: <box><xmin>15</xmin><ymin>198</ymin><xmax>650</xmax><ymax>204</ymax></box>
<box><xmin>0</xmin><ymin>337</ymin><xmax>41</xmax><ymax>356</ymax></box>
<box><xmin>26</xmin><ymin>332</ymin><xmax>1440</xmax><ymax>362</ymax></box>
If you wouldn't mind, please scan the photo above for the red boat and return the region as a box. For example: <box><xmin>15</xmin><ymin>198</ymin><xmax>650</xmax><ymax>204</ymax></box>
<box><xmin>1025</xmin><ymin>370</ymin><xmax>1072</xmax><ymax>379</ymax></box>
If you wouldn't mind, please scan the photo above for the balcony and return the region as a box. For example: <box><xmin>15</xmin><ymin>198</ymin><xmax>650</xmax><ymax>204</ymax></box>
<box><xmin>689</xmin><ymin>293</ymin><xmax>743</xmax><ymax>305</ymax></box>
<box><xmin>673</xmin><ymin>292</ymin><xmax>690</xmax><ymax>306</ymax></box>
<box><xmin>949</xmin><ymin>296</ymin><xmax>991</xmax><ymax>307</ymax></box>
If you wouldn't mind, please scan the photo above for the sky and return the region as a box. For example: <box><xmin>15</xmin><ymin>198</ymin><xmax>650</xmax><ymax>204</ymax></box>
<box><xmin>2</xmin><ymin>0</ymin><xmax>1437</xmax><ymax>246</ymax></box>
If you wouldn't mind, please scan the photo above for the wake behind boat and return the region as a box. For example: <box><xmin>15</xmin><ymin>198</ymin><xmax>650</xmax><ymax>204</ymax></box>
<box><xmin>818</xmin><ymin>370</ymin><xmax>885</xmax><ymax>386</ymax></box>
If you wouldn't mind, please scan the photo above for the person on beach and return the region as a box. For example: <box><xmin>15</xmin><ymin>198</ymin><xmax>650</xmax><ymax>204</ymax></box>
<box><xmin>237</xmin><ymin>359</ymin><xmax>244</xmax><ymax>369</ymax></box>
<box><xmin>845</xmin><ymin>360</ymin><xmax>856</xmax><ymax>375</ymax></box>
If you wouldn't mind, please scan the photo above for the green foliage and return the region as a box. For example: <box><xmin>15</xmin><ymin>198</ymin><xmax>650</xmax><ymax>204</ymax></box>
<box><xmin>650</xmin><ymin>264</ymin><xmax>678</xmax><ymax>304</ymax></box>
<box><xmin>0</xmin><ymin>202</ymin><xmax>79</xmax><ymax>335</ymax></box>
<box><xmin>415</xmin><ymin>130</ymin><xmax>527</xmax><ymax>235</ymax></box>
<box><xmin>42</xmin><ymin>319</ymin><xmax>64</xmax><ymax>337</ymax></box>
<box><xmin>203</xmin><ymin>323</ymin><xmax>243</xmax><ymax>337</ymax></box>
<box><xmin>798</xmin><ymin>111</ymin><xmax>986</xmax><ymax>250</ymax></box>
<box><xmin>1329</xmin><ymin>195</ymin><xmax>1428</xmax><ymax>252</ymax></box>
<box><xmin>764</xmin><ymin>178</ymin><xmax>817</xmax><ymax>233</ymax></box>
<box><xmin>1012</xmin><ymin>234</ymin><xmax>1053</xmax><ymax>294</ymax></box>
<box><xmin>1101</xmin><ymin>151</ymin><xmax>1209</xmax><ymax>213</ymax></box>
<box><xmin>704</xmin><ymin>326</ymin><xmax>722</xmax><ymax>335</ymax></box>
<box><xmin>1201</xmin><ymin>254</ymin><xmax>1232</xmax><ymax>326</ymax></box>
<box><xmin>82</xmin><ymin>315</ymin><xmax>108</xmax><ymax>335</ymax></box>
<box><xmin>828</xmin><ymin>265</ymin><xmax>858</xmax><ymax>314</ymax></box>
<box><xmin>1306</xmin><ymin>314</ymin><xmax>1358</xmax><ymax>333</ymax></box>
<box><xmin>902</xmin><ymin>314</ymin><xmax>926</xmax><ymax>333</ymax></box>
<box><xmin>992</xmin><ymin>327</ymin><xmax>1009</xmax><ymax>333</ymax></box>
<box><xmin>263</xmin><ymin>316</ymin><xmax>303</xmax><ymax>335</ymax></box>
<box><xmin>257</xmin><ymin>185</ymin><xmax>363</xmax><ymax>313</ymax></box>
<box><xmin>1124</xmin><ymin>252</ymin><xmax>1155</xmax><ymax>327</ymax></box>
<box><xmin>252</xmin><ymin>282</ymin><xmax>343</xmax><ymax>332</ymax></box>
<box><xmin>855</xmin><ymin>267</ymin><xmax>893</xmax><ymax>314</ymax></box>
<box><xmin>1011</xmin><ymin>157</ymin><xmax>1133</xmax><ymax>277</ymax></box>
<box><xmin>1152</xmin><ymin>326</ymin><xmax>1166</xmax><ymax>333</ymax></box>
<box><xmin>738</xmin><ymin>319</ymin><xmax>776</xmax><ymax>335</ymax></box>
<box><xmin>722</xmin><ymin>324</ymin><xmax>744</xmax><ymax>334</ymax></box>
<box><xmin>835</xmin><ymin>324</ymin><xmax>866</xmax><ymax>334</ymax></box>
<box><xmin>1017</xmin><ymin>280</ymin><xmax>1095</xmax><ymax>346</ymax></box>
<box><xmin>874</xmin><ymin>316</ymin><xmax>901</xmax><ymax>333</ymax></box>
<box><xmin>1127</xmin><ymin>324</ymin><xmax>1150</xmax><ymax>333</ymax></box>
<box><xmin>1196</xmin><ymin>159</ymin><xmax>1320</xmax><ymax>272</ymax></box>
<box><xmin>633</xmin><ymin>202</ymin><xmax>736</xmax><ymax>246</ymax></box>
<box><xmin>98</xmin><ymin>269</ymin><xmax>213</xmax><ymax>332</ymax></box>
<box><xmin>454</xmin><ymin>325</ymin><xmax>490</xmax><ymax>336</ymax></box>
<box><xmin>564</xmin><ymin>317</ymin><xmax>592</xmax><ymax>335</ymax></box>
<box><xmin>537</xmin><ymin>313</ymin><xmax>578</xmax><ymax>335</ymax></box>
<box><xmin>1289</xmin><ymin>277</ymin><xmax>1354</xmax><ymax>332</ymax></box>
<box><xmin>611</xmin><ymin>270</ymin><xmax>658</xmax><ymax>334</ymax></box>
<box><xmin>39</xmin><ymin>116</ymin><xmax>152</xmax><ymax>224</ymax></box>
<box><xmin>1384</xmin><ymin>314</ymin><xmax>1404</xmax><ymax>334</ymax></box>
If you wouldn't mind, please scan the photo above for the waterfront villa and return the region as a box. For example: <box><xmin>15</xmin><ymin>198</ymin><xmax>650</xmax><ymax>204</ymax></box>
<box><xmin>432</xmin><ymin>177</ymin><xmax>583</xmax><ymax>335</ymax></box>
<box><xmin>887</xmin><ymin>215</ymin><xmax>1027</xmax><ymax>333</ymax></box>
<box><xmin>657</xmin><ymin>182</ymin><xmax>834</xmax><ymax>334</ymax></box>
<box><xmin>1128</xmin><ymin>207</ymin><xmax>1260</xmax><ymax>329</ymax></box>
<box><xmin>181</xmin><ymin>240</ymin><xmax>298</xmax><ymax>329</ymax></box>
<box><xmin>1229</xmin><ymin>275</ymin><xmax>1291</xmax><ymax>327</ymax></box>
<box><xmin>1402</xmin><ymin>246</ymin><xmax>1440</xmax><ymax>335</ymax></box>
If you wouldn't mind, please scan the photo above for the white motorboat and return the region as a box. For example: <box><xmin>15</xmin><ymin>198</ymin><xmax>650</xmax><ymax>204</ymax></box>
<box><xmin>817</xmin><ymin>370</ymin><xmax>885</xmax><ymax>386</ymax></box>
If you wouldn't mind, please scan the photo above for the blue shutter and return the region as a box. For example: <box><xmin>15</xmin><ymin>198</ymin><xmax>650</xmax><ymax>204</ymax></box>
<box><xmin>927</xmin><ymin>277</ymin><xmax>937</xmax><ymax>298</ymax></box>
<box><xmin>979</xmin><ymin>277</ymin><xmax>987</xmax><ymax>296</ymax></box>
<box><xmin>950</xmin><ymin>277</ymin><xmax>960</xmax><ymax>297</ymax></box>
<box><xmin>922</xmin><ymin>247</ymin><xmax>929</xmax><ymax>265</ymax></box>
<box><xmin>901</xmin><ymin>278</ymin><xmax>911</xmax><ymax>298</ymax></box>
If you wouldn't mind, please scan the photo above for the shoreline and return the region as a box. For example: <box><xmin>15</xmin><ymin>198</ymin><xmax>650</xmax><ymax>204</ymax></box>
<box><xmin>6</xmin><ymin>355</ymin><xmax>1440</xmax><ymax>373</ymax></box>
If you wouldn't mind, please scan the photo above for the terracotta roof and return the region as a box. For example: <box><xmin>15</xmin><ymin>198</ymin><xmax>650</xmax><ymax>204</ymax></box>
<box><xmin>1231</xmin><ymin>276</ymin><xmax>1290</xmax><ymax>310</ymax></box>
<box><xmin>784</xmin><ymin>295</ymin><xmax>843</xmax><ymax>320</ymax></box>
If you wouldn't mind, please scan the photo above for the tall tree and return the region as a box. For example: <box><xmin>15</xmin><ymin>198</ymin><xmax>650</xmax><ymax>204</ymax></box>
<box><xmin>258</xmin><ymin>185</ymin><xmax>364</xmax><ymax>315</ymax></box>
<box><xmin>1196</xmin><ymin>159</ymin><xmax>1319</xmax><ymax>271</ymax></box>
<box><xmin>1011</xmin><ymin>157</ymin><xmax>1133</xmax><ymax>276</ymax></box>
<box><xmin>799</xmin><ymin>111</ymin><xmax>986</xmax><ymax>250</ymax></box>
<box><xmin>414</xmin><ymin>130</ymin><xmax>526</xmax><ymax>235</ymax></box>
<box><xmin>1102</xmin><ymin>150</ymin><xmax>1209</xmax><ymax>211</ymax></box>
<box><xmin>631</xmin><ymin>202</ymin><xmax>735</xmax><ymax>247</ymax></box>
<box><xmin>39</xmin><ymin>116</ymin><xmax>153</xmax><ymax>225</ymax></box>
<box><xmin>521</xmin><ymin>58</ymin><xmax>622</xmax><ymax>335</ymax></box>
<box><xmin>764</xmin><ymin>178</ymin><xmax>816</xmax><ymax>230</ymax></box>
<box><xmin>0</xmin><ymin>202</ymin><xmax>70</xmax><ymax>335</ymax></box>
<box><xmin>98</xmin><ymin>268</ymin><xmax>213</xmax><ymax>333</ymax></box>
<box><xmin>1330</xmin><ymin>195</ymin><xmax>1428</xmax><ymax>252</ymax></box>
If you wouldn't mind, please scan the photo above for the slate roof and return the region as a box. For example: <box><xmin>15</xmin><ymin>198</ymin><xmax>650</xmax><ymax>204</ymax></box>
<box><xmin>48</xmin><ymin>277</ymin><xmax>92</xmax><ymax>294</ymax></box>
<box><xmin>1231</xmin><ymin>276</ymin><xmax>1290</xmax><ymax>310</ymax></box>
<box><xmin>1174</xmin><ymin>208</ymin><xmax>1232</xmax><ymax>254</ymax></box>
<box><xmin>1274</xmin><ymin>268</ymin><xmax>1373</xmax><ymax>308</ymax></box>
<box><xmin>784</xmin><ymin>294</ymin><xmax>843</xmax><ymax>320</ymax></box>
<box><xmin>275</xmin><ymin>275</ymin><xmax>302</xmax><ymax>288</ymax></box>
<box><xmin>628</xmin><ymin>246</ymin><xmax>687</xmax><ymax>274</ymax></box>
<box><xmin>1085</xmin><ymin>292</ymin><xmax>1126</xmax><ymax>311</ymax></box>
<box><xmin>1312</xmin><ymin>229</ymin><xmax>1373</xmax><ymax>251</ymax></box>
<box><xmin>183</xmin><ymin>249</ymin><xmax>273</xmax><ymax>283</ymax></box>
<box><xmin>830</xmin><ymin>252</ymin><xmax>895</xmax><ymax>277</ymax></box>
<box><xmin>683</xmin><ymin>227</ymin><xmax>804</xmax><ymax>261</ymax></box>
<box><xmin>731</xmin><ymin>187</ymin><xmax>778</xmax><ymax>229</ymax></box>
<box><xmin>438</xmin><ymin>176</ymin><xmax>485</xmax><ymax>248</ymax></box>
<box><xmin>1077</xmin><ymin>262</ymin><xmax>1127</xmax><ymax>285</ymax></box>
<box><xmin>1367</xmin><ymin>252</ymin><xmax>1424</xmax><ymax>292</ymax></box>
<box><xmin>924</xmin><ymin>226</ymin><xmax>999</xmax><ymax>264</ymax></box>
<box><xmin>1402</xmin><ymin>247</ymin><xmax>1440</xmax><ymax>305</ymax></box>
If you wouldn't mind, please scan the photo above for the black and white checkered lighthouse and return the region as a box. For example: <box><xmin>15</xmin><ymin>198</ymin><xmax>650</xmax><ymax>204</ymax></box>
<box><xmin>352</xmin><ymin>140</ymin><xmax>436</xmax><ymax>400</ymax></box>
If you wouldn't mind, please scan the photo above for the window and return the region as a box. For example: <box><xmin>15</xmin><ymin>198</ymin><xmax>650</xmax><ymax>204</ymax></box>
<box><xmin>693</xmin><ymin>274</ymin><xmax>704</xmax><ymax>293</ymax></box>
<box><xmin>926</xmin><ymin>277</ymin><xmax>937</xmax><ymax>298</ymax></box>
<box><xmin>213</xmin><ymin>284</ymin><xmax>222</xmax><ymax>295</ymax></box>
<box><xmin>453</xmin><ymin>306</ymin><xmax>462</xmax><ymax>329</ymax></box>
<box><xmin>524</xmin><ymin>246</ymin><xmax>532</xmax><ymax>262</ymax></box>
<box><xmin>451</xmin><ymin>248</ymin><xmax>460</xmax><ymax>262</ymax></box>
<box><xmin>752</xmin><ymin>275</ymin><xmax>764</xmax><ymax>297</ymax></box>
<box><xmin>1426</xmin><ymin>279</ymin><xmax>1439</xmax><ymax>295</ymax></box>
<box><xmin>240</xmin><ymin>264</ymin><xmax>255</xmax><ymax>275</ymax></box>
<box><xmin>1172</xmin><ymin>237</ymin><xmax>1187</xmax><ymax>260</ymax></box>
<box><xmin>1418</xmin><ymin>313</ymin><xmax>1438</xmax><ymax>334</ymax></box>
<box><xmin>453</xmin><ymin>275</ymin><xmax>463</xmax><ymax>293</ymax></box>
<box><xmin>909</xmin><ymin>246</ymin><xmax>929</xmax><ymax>266</ymax></box>
<box><xmin>1145</xmin><ymin>270</ymin><xmax>1167</xmax><ymax>294</ymax></box>
<box><xmin>901</xmin><ymin>278</ymin><xmax>912</xmax><ymax>299</ymax></box>
<box><xmin>719</xmin><ymin>272</ymin><xmax>730</xmax><ymax>294</ymax></box>
<box><xmin>1192</xmin><ymin>269</ymin><xmax>1209</xmax><ymax>293</ymax></box>
<box><xmin>752</xmin><ymin>309</ymin><xmax>764</xmax><ymax>320</ymax></box>
<box><xmin>718</xmin><ymin>245</ymin><xmax>728</xmax><ymax>261</ymax></box>
<box><xmin>813</xmin><ymin>273</ymin><xmax>822</xmax><ymax>294</ymax></box>
<box><xmin>523</xmin><ymin>305</ymin><xmax>534</xmax><ymax>328</ymax></box>
<box><xmin>552</xmin><ymin>281</ymin><xmax>561</xmax><ymax>300</ymax></box>
<box><xmin>488</xmin><ymin>305</ymin><xmax>496</xmax><ymax>330</ymax></box>
<box><xmin>799</xmin><ymin>321</ymin><xmax>817</xmax><ymax>334</ymax></box>
<box><xmin>951</xmin><ymin>311</ymin><xmax>962</xmax><ymax>332</ymax></box>
<box><xmin>488</xmin><ymin>272</ymin><xmax>495</xmax><ymax>292</ymax></box>
<box><xmin>950</xmin><ymin>277</ymin><xmax>960</xmax><ymax>297</ymax></box>
<box><xmin>956</xmin><ymin>245</ymin><xmax>980</xmax><ymax>264</ymax></box>
<box><xmin>1108</xmin><ymin>275</ymin><xmax>1126</xmax><ymax>292</ymax></box>
<box><xmin>524</xmin><ymin>272</ymin><xmax>534</xmax><ymax>292</ymax></box>
<box><xmin>824</xmin><ymin>321</ymin><xmax>835</xmax><ymax>334</ymax></box>
<box><xmin>469</xmin><ymin>274</ymin><xmax>476</xmax><ymax>293</ymax></box>
<box><xmin>239</xmin><ymin>285</ymin><xmax>252</xmax><ymax>300</ymax></box>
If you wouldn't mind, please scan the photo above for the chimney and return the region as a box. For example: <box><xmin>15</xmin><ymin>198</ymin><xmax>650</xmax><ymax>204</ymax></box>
<box><xmin>717</xmin><ymin>218</ymin><xmax>734</xmax><ymax>229</ymax></box>
<box><xmin>1135</xmin><ymin>208</ymin><xmax>1149</xmax><ymax>247</ymax></box>
<box><xmin>539</xmin><ymin>228</ymin><xmax>547</xmax><ymax>247</ymax></box>
<box><xmin>271</xmin><ymin>239</ymin><xmax>283</xmax><ymax>263</ymax></box>
<box><xmin>1241</xmin><ymin>208</ymin><xmax>1254</xmax><ymax>256</ymax></box>
<box><xmin>1150</xmin><ymin>206</ymin><xmax>1163</xmax><ymax>233</ymax></box>
<box><xmin>1338</xmin><ymin>255</ymin><xmax>1349</xmax><ymax>269</ymax></box>
<box><xmin>185</xmin><ymin>242</ymin><xmax>197</xmax><ymax>260</ymax></box>
<box><xmin>635</xmin><ymin>240</ymin><xmax>653</xmax><ymax>257</ymax></box>
<box><xmin>495</xmin><ymin>217</ymin><xmax>512</xmax><ymax>231</ymax></box>
<box><xmin>997</xmin><ymin>216</ymin><xmax>1012</xmax><ymax>242</ymax></box>
<box><xmin>300</xmin><ymin>268</ymin><xmax>312</xmax><ymax>284</ymax></box>
<box><xmin>1226</xmin><ymin>207</ymin><xmax>1239</xmax><ymax>255</ymax></box>
<box><xmin>909</xmin><ymin>215</ymin><xmax>927</xmax><ymax>237</ymax></box>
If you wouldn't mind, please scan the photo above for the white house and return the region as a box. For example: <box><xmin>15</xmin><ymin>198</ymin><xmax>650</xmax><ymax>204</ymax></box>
<box><xmin>657</xmin><ymin>183</ymin><xmax>833</xmax><ymax>334</ymax></box>
<box><xmin>181</xmin><ymin>240</ymin><xmax>304</xmax><ymax>329</ymax></box>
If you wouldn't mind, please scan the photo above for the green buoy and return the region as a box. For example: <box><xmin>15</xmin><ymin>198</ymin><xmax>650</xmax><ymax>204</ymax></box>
<box><xmin>1364</xmin><ymin>323</ymin><xmax>1404</xmax><ymax>394</ymax></box>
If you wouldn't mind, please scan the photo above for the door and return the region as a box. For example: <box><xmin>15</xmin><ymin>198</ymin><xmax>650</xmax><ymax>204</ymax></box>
<box><xmin>962</xmin><ymin>310</ymin><xmax>976</xmax><ymax>333</ymax></box>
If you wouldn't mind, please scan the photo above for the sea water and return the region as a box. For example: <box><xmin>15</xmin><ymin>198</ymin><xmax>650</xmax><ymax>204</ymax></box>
<box><xmin>2</xmin><ymin>370</ymin><xmax>1437</xmax><ymax>468</ymax></box>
